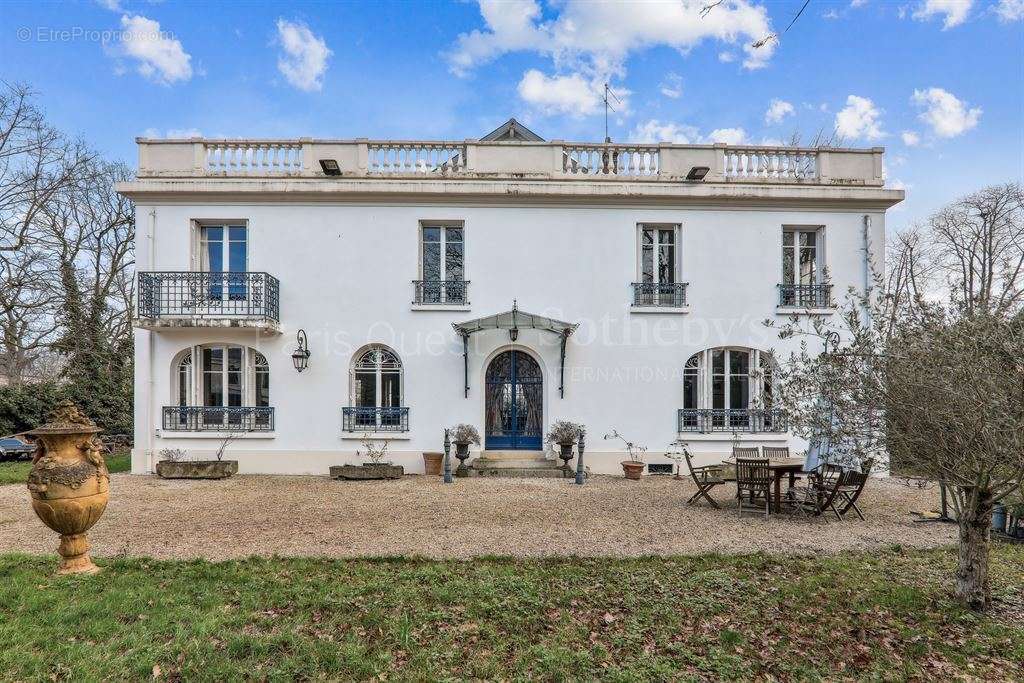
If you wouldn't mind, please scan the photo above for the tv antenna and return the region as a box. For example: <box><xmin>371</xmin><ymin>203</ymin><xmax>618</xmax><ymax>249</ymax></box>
<box><xmin>603</xmin><ymin>82</ymin><xmax>620</xmax><ymax>143</ymax></box>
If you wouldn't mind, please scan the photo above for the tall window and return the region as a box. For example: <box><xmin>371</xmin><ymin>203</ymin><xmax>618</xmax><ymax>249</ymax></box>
<box><xmin>640</xmin><ymin>225</ymin><xmax>678</xmax><ymax>285</ymax></box>
<box><xmin>420</xmin><ymin>225</ymin><xmax>465</xmax><ymax>304</ymax></box>
<box><xmin>682</xmin><ymin>347</ymin><xmax>778</xmax><ymax>430</ymax></box>
<box><xmin>353</xmin><ymin>346</ymin><xmax>403</xmax><ymax>409</ymax></box>
<box><xmin>201</xmin><ymin>225</ymin><xmax>248</xmax><ymax>300</ymax></box>
<box><xmin>782</xmin><ymin>227</ymin><xmax>820</xmax><ymax>287</ymax></box>
<box><xmin>173</xmin><ymin>345</ymin><xmax>270</xmax><ymax>409</ymax></box>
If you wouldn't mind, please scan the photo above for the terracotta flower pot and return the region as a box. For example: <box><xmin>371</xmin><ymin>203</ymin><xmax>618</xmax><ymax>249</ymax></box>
<box><xmin>423</xmin><ymin>452</ymin><xmax>443</xmax><ymax>476</ymax></box>
<box><xmin>25</xmin><ymin>401</ymin><xmax>109</xmax><ymax>575</ymax></box>
<box><xmin>621</xmin><ymin>461</ymin><xmax>645</xmax><ymax>480</ymax></box>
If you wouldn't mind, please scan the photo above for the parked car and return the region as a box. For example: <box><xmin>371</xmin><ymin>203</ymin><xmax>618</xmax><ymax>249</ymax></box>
<box><xmin>0</xmin><ymin>437</ymin><xmax>35</xmax><ymax>462</ymax></box>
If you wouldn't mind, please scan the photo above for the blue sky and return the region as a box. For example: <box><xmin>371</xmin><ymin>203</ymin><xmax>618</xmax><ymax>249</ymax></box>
<box><xmin>3</xmin><ymin>0</ymin><xmax>1022</xmax><ymax>231</ymax></box>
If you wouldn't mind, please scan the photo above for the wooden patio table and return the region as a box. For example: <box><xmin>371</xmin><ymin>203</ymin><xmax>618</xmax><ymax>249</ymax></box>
<box><xmin>725</xmin><ymin>456</ymin><xmax>805</xmax><ymax>513</ymax></box>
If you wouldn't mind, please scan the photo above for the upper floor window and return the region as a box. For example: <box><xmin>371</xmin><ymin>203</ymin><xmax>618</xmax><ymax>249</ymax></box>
<box><xmin>200</xmin><ymin>225</ymin><xmax>247</xmax><ymax>273</ymax></box>
<box><xmin>781</xmin><ymin>227</ymin><xmax>830</xmax><ymax>307</ymax></box>
<box><xmin>640</xmin><ymin>225</ymin><xmax>679</xmax><ymax>285</ymax></box>
<box><xmin>633</xmin><ymin>224</ymin><xmax>685</xmax><ymax>307</ymax></box>
<box><xmin>416</xmin><ymin>224</ymin><xmax>467</xmax><ymax>305</ymax></box>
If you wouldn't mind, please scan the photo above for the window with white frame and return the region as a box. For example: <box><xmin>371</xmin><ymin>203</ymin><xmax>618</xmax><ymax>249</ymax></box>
<box><xmin>348</xmin><ymin>345</ymin><xmax>407</xmax><ymax>431</ymax></box>
<box><xmin>680</xmin><ymin>347</ymin><xmax>781</xmax><ymax>431</ymax></box>
<box><xmin>197</xmin><ymin>223</ymin><xmax>248</xmax><ymax>301</ymax></box>
<box><xmin>635</xmin><ymin>224</ymin><xmax>684</xmax><ymax>306</ymax></box>
<box><xmin>418</xmin><ymin>224</ymin><xmax>466</xmax><ymax>304</ymax></box>
<box><xmin>781</xmin><ymin>227</ymin><xmax>829</xmax><ymax>307</ymax></box>
<box><xmin>171</xmin><ymin>345</ymin><xmax>271</xmax><ymax>429</ymax></box>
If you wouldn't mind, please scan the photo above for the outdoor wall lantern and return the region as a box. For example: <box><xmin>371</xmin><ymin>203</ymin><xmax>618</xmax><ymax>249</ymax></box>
<box><xmin>686</xmin><ymin>166</ymin><xmax>710</xmax><ymax>181</ymax></box>
<box><xmin>319</xmin><ymin>159</ymin><xmax>341</xmax><ymax>176</ymax></box>
<box><xmin>292</xmin><ymin>329</ymin><xmax>311</xmax><ymax>372</ymax></box>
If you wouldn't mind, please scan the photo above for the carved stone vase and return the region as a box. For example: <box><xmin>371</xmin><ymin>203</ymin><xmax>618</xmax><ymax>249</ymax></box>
<box><xmin>26</xmin><ymin>401</ymin><xmax>109</xmax><ymax>575</ymax></box>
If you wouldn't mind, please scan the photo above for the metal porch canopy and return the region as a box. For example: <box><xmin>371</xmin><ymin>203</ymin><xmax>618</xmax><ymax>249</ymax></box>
<box><xmin>452</xmin><ymin>301</ymin><xmax>578</xmax><ymax>398</ymax></box>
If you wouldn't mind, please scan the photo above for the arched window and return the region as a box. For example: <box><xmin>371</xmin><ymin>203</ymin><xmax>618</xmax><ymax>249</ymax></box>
<box><xmin>171</xmin><ymin>344</ymin><xmax>270</xmax><ymax>408</ymax></box>
<box><xmin>352</xmin><ymin>346</ymin><xmax>403</xmax><ymax>409</ymax></box>
<box><xmin>681</xmin><ymin>347</ymin><xmax>779</xmax><ymax>432</ymax></box>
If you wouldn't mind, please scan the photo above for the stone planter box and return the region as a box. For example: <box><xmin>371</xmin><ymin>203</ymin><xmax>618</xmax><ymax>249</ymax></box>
<box><xmin>156</xmin><ymin>460</ymin><xmax>238</xmax><ymax>480</ymax></box>
<box><xmin>330</xmin><ymin>463</ymin><xmax>404</xmax><ymax>480</ymax></box>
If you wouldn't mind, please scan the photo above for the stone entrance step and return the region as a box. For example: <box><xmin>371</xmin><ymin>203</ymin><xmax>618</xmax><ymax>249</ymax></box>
<box><xmin>467</xmin><ymin>451</ymin><xmax>576</xmax><ymax>479</ymax></box>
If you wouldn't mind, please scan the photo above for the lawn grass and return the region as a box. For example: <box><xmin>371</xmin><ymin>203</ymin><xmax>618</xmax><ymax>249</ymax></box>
<box><xmin>0</xmin><ymin>451</ymin><xmax>130</xmax><ymax>486</ymax></box>
<box><xmin>1</xmin><ymin>546</ymin><xmax>1021</xmax><ymax>681</ymax></box>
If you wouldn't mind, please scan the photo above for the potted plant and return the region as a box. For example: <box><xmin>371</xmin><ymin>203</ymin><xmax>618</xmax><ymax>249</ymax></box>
<box><xmin>331</xmin><ymin>435</ymin><xmax>404</xmax><ymax>480</ymax></box>
<box><xmin>449</xmin><ymin>424</ymin><xmax>481</xmax><ymax>477</ymax></box>
<box><xmin>546</xmin><ymin>420</ymin><xmax>584</xmax><ymax>470</ymax></box>
<box><xmin>604</xmin><ymin>429</ymin><xmax>647</xmax><ymax>480</ymax></box>
<box><xmin>154</xmin><ymin>432</ymin><xmax>241</xmax><ymax>480</ymax></box>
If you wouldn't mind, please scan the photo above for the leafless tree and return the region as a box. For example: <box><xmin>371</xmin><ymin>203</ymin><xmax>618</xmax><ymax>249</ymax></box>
<box><xmin>0</xmin><ymin>246</ymin><xmax>57</xmax><ymax>384</ymax></box>
<box><xmin>928</xmin><ymin>183</ymin><xmax>1024</xmax><ymax>315</ymax></box>
<box><xmin>0</xmin><ymin>82</ymin><xmax>93</xmax><ymax>253</ymax></box>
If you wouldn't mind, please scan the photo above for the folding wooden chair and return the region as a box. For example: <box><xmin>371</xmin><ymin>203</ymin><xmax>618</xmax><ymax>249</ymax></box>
<box><xmin>683</xmin><ymin>448</ymin><xmax>726</xmax><ymax>508</ymax></box>
<box><xmin>735</xmin><ymin>457</ymin><xmax>771</xmax><ymax>519</ymax></box>
<box><xmin>834</xmin><ymin>459</ymin><xmax>874</xmax><ymax>521</ymax></box>
<box><xmin>762</xmin><ymin>446</ymin><xmax>790</xmax><ymax>460</ymax></box>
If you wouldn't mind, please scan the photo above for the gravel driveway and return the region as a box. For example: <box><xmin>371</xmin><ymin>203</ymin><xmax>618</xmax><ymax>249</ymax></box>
<box><xmin>0</xmin><ymin>474</ymin><xmax>955</xmax><ymax>560</ymax></box>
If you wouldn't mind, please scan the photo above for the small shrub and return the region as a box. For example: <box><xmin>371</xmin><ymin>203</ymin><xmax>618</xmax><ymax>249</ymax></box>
<box><xmin>449</xmin><ymin>424</ymin><xmax>481</xmax><ymax>446</ymax></box>
<box><xmin>545</xmin><ymin>420</ymin><xmax>584</xmax><ymax>445</ymax></box>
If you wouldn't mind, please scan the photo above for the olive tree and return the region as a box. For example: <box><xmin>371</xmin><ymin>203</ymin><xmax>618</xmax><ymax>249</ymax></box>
<box><xmin>774</xmin><ymin>287</ymin><xmax>1024</xmax><ymax>612</ymax></box>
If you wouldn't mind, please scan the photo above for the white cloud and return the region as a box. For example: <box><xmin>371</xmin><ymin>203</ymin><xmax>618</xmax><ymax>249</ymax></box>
<box><xmin>834</xmin><ymin>95</ymin><xmax>885</xmax><ymax>140</ymax></box>
<box><xmin>630</xmin><ymin>119</ymin><xmax>700</xmax><ymax>144</ymax></box>
<box><xmin>912</xmin><ymin>0</ymin><xmax>974</xmax><ymax>28</ymax></box>
<box><xmin>764</xmin><ymin>98</ymin><xmax>795</xmax><ymax>124</ymax></box>
<box><xmin>851</xmin><ymin>0</ymin><xmax>868</xmax><ymax>7</ymax></box>
<box><xmin>911</xmin><ymin>87</ymin><xmax>981</xmax><ymax>137</ymax></box>
<box><xmin>823</xmin><ymin>9</ymin><xmax>841</xmax><ymax>19</ymax></box>
<box><xmin>448</xmin><ymin>0</ymin><xmax>777</xmax><ymax>86</ymax></box>
<box><xmin>275</xmin><ymin>19</ymin><xmax>332</xmax><ymax>92</ymax></box>
<box><xmin>629</xmin><ymin>120</ymin><xmax>746</xmax><ymax>145</ymax></box>
<box><xmin>707</xmin><ymin>127</ymin><xmax>748</xmax><ymax>145</ymax></box>
<box><xmin>97</xmin><ymin>0</ymin><xmax>122</xmax><ymax>10</ymax></box>
<box><xmin>718</xmin><ymin>51</ymin><xmax>736</xmax><ymax>63</ymax></box>
<box><xmin>117</xmin><ymin>15</ymin><xmax>192</xmax><ymax>84</ymax></box>
<box><xmin>995</xmin><ymin>0</ymin><xmax>1024</xmax><ymax>21</ymax></box>
<box><xmin>517</xmin><ymin>70</ymin><xmax>603</xmax><ymax>117</ymax></box>
<box><xmin>659</xmin><ymin>73</ymin><xmax>682</xmax><ymax>99</ymax></box>
<box><xmin>901</xmin><ymin>130</ymin><xmax>921</xmax><ymax>146</ymax></box>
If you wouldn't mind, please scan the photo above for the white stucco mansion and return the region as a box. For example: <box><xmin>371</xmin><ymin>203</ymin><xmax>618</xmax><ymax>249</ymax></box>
<box><xmin>118</xmin><ymin>119</ymin><xmax>903</xmax><ymax>476</ymax></box>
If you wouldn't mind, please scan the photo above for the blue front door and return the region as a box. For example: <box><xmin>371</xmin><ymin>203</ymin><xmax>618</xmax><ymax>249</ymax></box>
<box><xmin>485</xmin><ymin>351</ymin><xmax>543</xmax><ymax>450</ymax></box>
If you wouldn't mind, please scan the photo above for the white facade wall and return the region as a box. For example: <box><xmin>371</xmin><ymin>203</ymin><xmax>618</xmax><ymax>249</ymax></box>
<box><xmin>131</xmin><ymin>198</ymin><xmax>887</xmax><ymax>475</ymax></box>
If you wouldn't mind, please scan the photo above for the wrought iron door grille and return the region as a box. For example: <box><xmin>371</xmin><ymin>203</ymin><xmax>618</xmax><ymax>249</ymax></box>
<box><xmin>162</xmin><ymin>406</ymin><xmax>275</xmax><ymax>431</ymax></box>
<box><xmin>342</xmin><ymin>406</ymin><xmax>410</xmax><ymax>432</ymax></box>
<box><xmin>632</xmin><ymin>282</ymin><xmax>688</xmax><ymax>307</ymax></box>
<box><xmin>138</xmin><ymin>272</ymin><xmax>280</xmax><ymax>320</ymax></box>
<box><xmin>677</xmin><ymin>408</ymin><xmax>788</xmax><ymax>433</ymax></box>
<box><xmin>778</xmin><ymin>284</ymin><xmax>831</xmax><ymax>308</ymax></box>
<box><xmin>412</xmin><ymin>280</ymin><xmax>470</xmax><ymax>305</ymax></box>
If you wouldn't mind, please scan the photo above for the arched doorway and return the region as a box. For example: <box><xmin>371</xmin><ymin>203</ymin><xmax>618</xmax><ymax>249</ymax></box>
<box><xmin>485</xmin><ymin>350</ymin><xmax>543</xmax><ymax>450</ymax></box>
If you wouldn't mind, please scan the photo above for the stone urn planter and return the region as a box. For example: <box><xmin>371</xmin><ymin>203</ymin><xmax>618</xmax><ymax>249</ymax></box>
<box><xmin>330</xmin><ymin>463</ymin><xmax>404</xmax><ymax>480</ymax></box>
<box><xmin>454</xmin><ymin>442</ymin><xmax>472</xmax><ymax>477</ymax></box>
<box><xmin>422</xmin><ymin>452</ymin><xmax>443</xmax><ymax>476</ymax></box>
<box><xmin>25</xmin><ymin>401</ymin><xmax>109</xmax><ymax>575</ymax></box>
<box><xmin>621</xmin><ymin>461</ymin><xmax>645</xmax><ymax>480</ymax></box>
<box><xmin>156</xmin><ymin>460</ymin><xmax>238</xmax><ymax>480</ymax></box>
<box><xmin>557</xmin><ymin>442</ymin><xmax>575</xmax><ymax>470</ymax></box>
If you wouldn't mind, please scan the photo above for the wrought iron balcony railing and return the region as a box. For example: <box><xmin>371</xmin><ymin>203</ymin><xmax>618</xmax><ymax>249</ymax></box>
<box><xmin>138</xmin><ymin>272</ymin><xmax>280</xmax><ymax>320</ymax></box>
<box><xmin>412</xmin><ymin>280</ymin><xmax>470</xmax><ymax>305</ymax></box>
<box><xmin>162</xmin><ymin>406</ymin><xmax>275</xmax><ymax>432</ymax></box>
<box><xmin>678</xmin><ymin>408</ymin><xmax>788</xmax><ymax>434</ymax></box>
<box><xmin>342</xmin><ymin>406</ymin><xmax>410</xmax><ymax>432</ymax></box>
<box><xmin>778</xmin><ymin>283</ymin><xmax>831</xmax><ymax>308</ymax></box>
<box><xmin>632</xmin><ymin>282</ymin><xmax>688</xmax><ymax>307</ymax></box>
